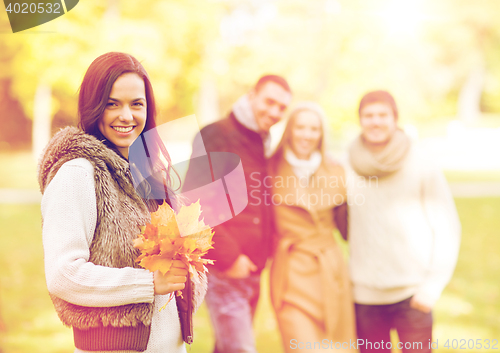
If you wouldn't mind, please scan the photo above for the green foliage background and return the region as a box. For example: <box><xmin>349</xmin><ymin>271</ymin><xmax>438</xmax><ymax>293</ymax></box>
<box><xmin>1</xmin><ymin>1</ymin><xmax>500</xmax><ymax>352</ymax></box>
<box><xmin>2</xmin><ymin>0</ymin><xmax>500</xmax><ymax>135</ymax></box>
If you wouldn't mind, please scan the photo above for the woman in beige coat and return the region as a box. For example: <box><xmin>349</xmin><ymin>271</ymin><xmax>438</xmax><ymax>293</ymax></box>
<box><xmin>269</xmin><ymin>102</ymin><xmax>357</xmax><ymax>352</ymax></box>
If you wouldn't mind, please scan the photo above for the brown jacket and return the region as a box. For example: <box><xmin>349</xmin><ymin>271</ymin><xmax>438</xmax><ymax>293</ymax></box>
<box><xmin>269</xmin><ymin>157</ymin><xmax>357</xmax><ymax>351</ymax></box>
<box><xmin>183</xmin><ymin>113</ymin><xmax>274</xmax><ymax>272</ymax></box>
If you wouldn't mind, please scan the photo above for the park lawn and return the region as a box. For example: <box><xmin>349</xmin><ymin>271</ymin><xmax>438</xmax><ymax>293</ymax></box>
<box><xmin>432</xmin><ymin>198</ymin><xmax>500</xmax><ymax>352</ymax></box>
<box><xmin>2</xmin><ymin>150</ymin><xmax>500</xmax><ymax>189</ymax></box>
<box><xmin>1</xmin><ymin>197</ymin><xmax>499</xmax><ymax>353</ymax></box>
<box><xmin>0</xmin><ymin>152</ymin><xmax>39</xmax><ymax>190</ymax></box>
<box><xmin>444</xmin><ymin>170</ymin><xmax>500</xmax><ymax>183</ymax></box>
<box><xmin>0</xmin><ymin>204</ymin><xmax>282</xmax><ymax>353</ymax></box>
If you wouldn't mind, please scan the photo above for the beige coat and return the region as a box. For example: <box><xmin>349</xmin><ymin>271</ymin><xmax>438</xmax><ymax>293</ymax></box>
<box><xmin>270</xmin><ymin>158</ymin><xmax>357</xmax><ymax>352</ymax></box>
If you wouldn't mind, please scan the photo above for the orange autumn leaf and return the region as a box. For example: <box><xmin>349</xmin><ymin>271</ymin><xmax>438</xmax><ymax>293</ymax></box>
<box><xmin>141</xmin><ymin>223</ymin><xmax>158</xmax><ymax>240</ymax></box>
<box><xmin>140</xmin><ymin>254</ymin><xmax>174</xmax><ymax>275</ymax></box>
<box><xmin>189</xmin><ymin>229</ymin><xmax>215</xmax><ymax>252</ymax></box>
<box><xmin>159</xmin><ymin>238</ymin><xmax>178</xmax><ymax>255</ymax></box>
<box><xmin>176</xmin><ymin>201</ymin><xmax>206</xmax><ymax>236</ymax></box>
<box><xmin>191</xmin><ymin>260</ymin><xmax>206</xmax><ymax>273</ymax></box>
<box><xmin>134</xmin><ymin>238</ymin><xmax>160</xmax><ymax>256</ymax></box>
<box><xmin>150</xmin><ymin>201</ymin><xmax>176</xmax><ymax>226</ymax></box>
<box><xmin>134</xmin><ymin>201</ymin><xmax>215</xmax><ymax>281</ymax></box>
<box><xmin>158</xmin><ymin>224</ymin><xmax>180</xmax><ymax>239</ymax></box>
<box><xmin>181</xmin><ymin>238</ymin><xmax>197</xmax><ymax>254</ymax></box>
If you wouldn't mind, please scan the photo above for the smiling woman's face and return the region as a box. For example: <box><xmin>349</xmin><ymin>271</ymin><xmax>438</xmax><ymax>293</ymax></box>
<box><xmin>290</xmin><ymin>110</ymin><xmax>322</xmax><ymax>160</ymax></box>
<box><xmin>98</xmin><ymin>72</ymin><xmax>147</xmax><ymax>159</ymax></box>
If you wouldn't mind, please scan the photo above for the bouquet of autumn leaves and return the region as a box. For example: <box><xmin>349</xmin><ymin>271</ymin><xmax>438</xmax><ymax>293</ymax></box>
<box><xmin>133</xmin><ymin>200</ymin><xmax>214</xmax><ymax>308</ymax></box>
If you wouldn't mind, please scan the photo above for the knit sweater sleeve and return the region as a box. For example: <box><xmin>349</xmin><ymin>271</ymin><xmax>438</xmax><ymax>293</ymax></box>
<box><xmin>41</xmin><ymin>158</ymin><xmax>155</xmax><ymax>308</ymax></box>
<box><xmin>413</xmin><ymin>163</ymin><xmax>461</xmax><ymax>308</ymax></box>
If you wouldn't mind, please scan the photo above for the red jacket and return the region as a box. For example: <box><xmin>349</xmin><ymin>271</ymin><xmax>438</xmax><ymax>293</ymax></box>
<box><xmin>183</xmin><ymin>112</ymin><xmax>273</xmax><ymax>272</ymax></box>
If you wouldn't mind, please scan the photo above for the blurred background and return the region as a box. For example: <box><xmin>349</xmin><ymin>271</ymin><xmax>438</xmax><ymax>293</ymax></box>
<box><xmin>1</xmin><ymin>0</ymin><xmax>499</xmax><ymax>352</ymax></box>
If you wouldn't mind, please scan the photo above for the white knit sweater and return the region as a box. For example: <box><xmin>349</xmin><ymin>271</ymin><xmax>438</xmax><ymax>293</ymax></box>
<box><xmin>41</xmin><ymin>158</ymin><xmax>186</xmax><ymax>353</ymax></box>
<box><xmin>345</xmin><ymin>147</ymin><xmax>461</xmax><ymax>309</ymax></box>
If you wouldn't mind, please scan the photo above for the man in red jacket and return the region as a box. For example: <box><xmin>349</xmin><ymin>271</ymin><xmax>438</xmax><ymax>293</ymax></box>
<box><xmin>184</xmin><ymin>75</ymin><xmax>292</xmax><ymax>353</ymax></box>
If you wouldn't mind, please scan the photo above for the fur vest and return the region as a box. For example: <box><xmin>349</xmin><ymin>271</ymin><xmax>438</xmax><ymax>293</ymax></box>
<box><xmin>38</xmin><ymin>127</ymin><xmax>154</xmax><ymax>331</ymax></box>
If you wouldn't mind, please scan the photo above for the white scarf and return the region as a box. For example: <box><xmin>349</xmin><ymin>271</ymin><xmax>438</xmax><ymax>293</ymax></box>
<box><xmin>284</xmin><ymin>148</ymin><xmax>322</xmax><ymax>182</ymax></box>
<box><xmin>232</xmin><ymin>94</ymin><xmax>272</xmax><ymax>156</ymax></box>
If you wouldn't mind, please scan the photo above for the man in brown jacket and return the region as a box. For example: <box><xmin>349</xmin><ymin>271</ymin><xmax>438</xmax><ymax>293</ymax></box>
<box><xmin>183</xmin><ymin>75</ymin><xmax>292</xmax><ymax>353</ymax></box>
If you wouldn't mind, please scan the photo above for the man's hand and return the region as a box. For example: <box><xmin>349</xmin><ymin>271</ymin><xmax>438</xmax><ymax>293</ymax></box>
<box><xmin>224</xmin><ymin>254</ymin><xmax>258</xmax><ymax>279</ymax></box>
<box><xmin>410</xmin><ymin>296</ymin><xmax>431</xmax><ymax>313</ymax></box>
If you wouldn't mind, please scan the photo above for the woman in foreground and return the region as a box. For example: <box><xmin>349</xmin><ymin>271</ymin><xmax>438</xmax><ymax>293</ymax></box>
<box><xmin>269</xmin><ymin>102</ymin><xmax>357</xmax><ymax>352</ymax></box>
<box><xmin>38</xmin><ymin>52</ymin><xmax>199</xmax><ymax>352</ymax></box>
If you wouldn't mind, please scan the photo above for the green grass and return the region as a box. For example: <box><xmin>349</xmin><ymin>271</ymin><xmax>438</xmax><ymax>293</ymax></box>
<box><xmin>444</xmin><ymin>170</ymin><xmax>500</xmax><ymax>183</ymax></box>
<box><xmin>1</xmin><ymin>150</ymin><xmax>499</xmax><ymax>352</ymax></box>
<box><xmin>1</xmin><ymin>198</ymin><xmax>500</xmax><ymax>352</ymax></box>
<box><xmin>433</xmin><ymin>198</ymin><xmax>500</xmax><ymax>344</ymax></box>
<box><xmin>2</xmin><ymin>151</ymin><xmax>500</xmax><ymax>190</ymax></box>
<box><xmin>0</xmin><ymin>203</ymin><xmax>282</xmax><ymax>353</ymax></box>
<box><xmin>0</xmin><ymin>204</ymin><xmax>74</xmax><ymax>353</ymax></box>
<box><xmin>0</xmin><ymin>152</ymin><xmax>39</xmax><ymax>190</ymax></box>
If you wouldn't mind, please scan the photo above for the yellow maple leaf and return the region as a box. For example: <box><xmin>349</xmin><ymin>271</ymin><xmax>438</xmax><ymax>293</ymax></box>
<box><xmin>191</xmin><ymin>260</ymin><xmax>206</xmax><ymax>273</ymax></box>
<box><xmin>159</xmin><ymin>238</ymin><xmax>180</xmax><ymax>256</ymax></box>
<box><xmin>142</xmin><ymin>224</ymin><xmax>157</xmax><ymax>240</ymax></box>
<box><xmin>151</xmin><ymin>202</ymin><xmax>176</xmax><ymax>227</ymax></box>
<box><xmin>134</xmin><ymin>201</ymin><xmax>215</xmax><ymax>287</ymax></box>
<box><xmin>134</xmin><ymin>238</ymin><xmax>160</xmax><ymax>256</ymax></box>
<box><xmin>140</xmin><ymin>254</ymin><xmax>174</xmax><ymax>275</ymax></box>
<box><xmin>176</xmin><ymin>200</ymin><xmax>204</xmax><ymax>237</ymax></box>
<box><xmin>187</xmin><ymin>228</ymin><xmax>215</xmax><ymax>253</ymax></box>
<box><xmin>157</xmin><ymin>224</ymin><xmax>180</xmax><ymax>239</ymax></box>
<box><xmin>181</xmin><ymin>238</ymin><xmax>198</xmax><ymax>254</ymax></box>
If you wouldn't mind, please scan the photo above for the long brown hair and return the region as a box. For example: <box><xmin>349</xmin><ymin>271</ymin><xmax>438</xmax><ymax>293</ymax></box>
<box><xmin>78</xmin><ymin>52</ymin><xmax>177</xmax><ymax>209</ymax></box>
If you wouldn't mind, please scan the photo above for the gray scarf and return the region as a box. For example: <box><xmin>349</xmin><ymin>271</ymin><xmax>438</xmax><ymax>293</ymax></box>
<box><xmin>349</xmin><ymin>129</ymin><xmax>411</xmax><ymax>178</ymax></box>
